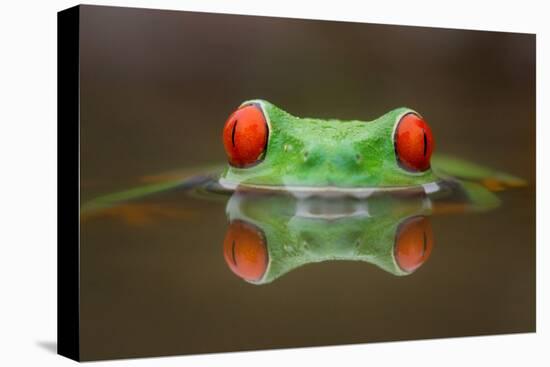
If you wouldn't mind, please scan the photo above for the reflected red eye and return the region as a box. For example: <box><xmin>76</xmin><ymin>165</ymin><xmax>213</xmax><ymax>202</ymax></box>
<box><xmin>394</xmin><ymin>216</ymin><xmax>434</xmax><ymax>273</ymax></box>
<box><xmin>223</xmin><ymin>220</ymin><xmax>269</xmax><ymax>282</ymax></box>
<box><xmin>222</xmin><ymin>104</ymin><xmax>268</xmax><ymax>167</ymax></box>
<box><xmin>394</xmin><ymin>113</ymin><xmax>434</xmax><ymax>172</ymax></box>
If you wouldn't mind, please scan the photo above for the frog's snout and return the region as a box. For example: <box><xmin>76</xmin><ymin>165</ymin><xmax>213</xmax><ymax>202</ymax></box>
<box><xmin>300</xmin><ymin>146</ymin><xmax>365</xmax><ymax>174</ymax></box>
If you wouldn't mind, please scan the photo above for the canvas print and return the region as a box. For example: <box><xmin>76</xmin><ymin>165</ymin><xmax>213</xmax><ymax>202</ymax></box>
<box><xmin>58</xmin><ymin>4</ymin><xmax>535</xmax><ymax>361</ymax></box>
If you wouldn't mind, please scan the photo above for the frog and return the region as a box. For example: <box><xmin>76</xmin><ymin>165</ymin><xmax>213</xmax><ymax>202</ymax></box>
<box><xmin>220</xmin><ymin>99</ymin><xmax>437</xmax><ymax>191</ymax></box>
<box><xmin>81</xmin><ymin>99</ymin><xmax>525</xmax><ymax>213</ymax></box>
<box><xmin>220</xmin><ymin>99</ymin><xmax>525</xmax><ymax>195</ymax></box>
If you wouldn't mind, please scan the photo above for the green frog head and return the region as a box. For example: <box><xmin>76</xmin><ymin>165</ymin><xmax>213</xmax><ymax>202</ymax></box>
<box><xmin>220</xmin><ymin>99</ymin><xmax>437</xmax><ymax>190</ymax></box>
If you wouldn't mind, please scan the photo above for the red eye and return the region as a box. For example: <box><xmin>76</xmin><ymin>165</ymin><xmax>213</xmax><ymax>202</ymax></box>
<box><xmin>223</xmin><ymin>220</ymin><xmax>269</xmax><ymax>282</ymax></box>
<box><xmin>394</xmin><ymin>113</ymin><xmax>434</xmax><ymax>172</ymax></box>
<box><xmin>394</xmin><ymin>216</ymin><xmax>434</xmax><ymax>273</ymax></box>
<box><xmin>222</xmin><ymin>104</ymin><xmax>268</xmax><ymax>167</ymax></box>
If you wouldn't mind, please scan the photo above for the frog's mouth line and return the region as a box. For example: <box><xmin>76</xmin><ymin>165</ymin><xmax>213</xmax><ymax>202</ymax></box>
<box><xmin>218</xmin><ymin>178</ymin><xmax>444</xmax><ymax>198</ymax></box>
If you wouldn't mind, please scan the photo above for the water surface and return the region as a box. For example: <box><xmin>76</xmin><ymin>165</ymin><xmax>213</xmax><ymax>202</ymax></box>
<box><xmin>78</xmin><ymin>5</ymin><xmax>535</xmax><ymax>361</ymax></box>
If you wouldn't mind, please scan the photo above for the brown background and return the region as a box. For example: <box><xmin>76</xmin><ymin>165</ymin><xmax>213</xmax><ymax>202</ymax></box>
<box><xmin>79</xmin><ymin>5</ymin><xmax>535</xmax><ymax>361</ymax></box>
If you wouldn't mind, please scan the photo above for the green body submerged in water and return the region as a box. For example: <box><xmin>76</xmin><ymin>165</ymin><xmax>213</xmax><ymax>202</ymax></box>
<box><xmin>82</xmin><ymin>100</ymin><xmax>526</xmax><ymax>284</ymax></box>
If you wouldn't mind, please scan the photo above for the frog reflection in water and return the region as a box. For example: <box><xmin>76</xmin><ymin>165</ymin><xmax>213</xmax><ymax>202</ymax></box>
<box><xmin>82</xmin><ymin>100</ymin><xmax>526</xmax><ymax>282</ymax></box>
<box><xmin>223</xmin><ymin>192</ymin><xmax>437</xmax><ymax>284</ymax></box>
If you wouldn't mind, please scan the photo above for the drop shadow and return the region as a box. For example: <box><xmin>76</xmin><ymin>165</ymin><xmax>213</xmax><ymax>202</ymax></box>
<box><xmin>36</xmin><ymin>340</ymin><xmax>57</xmax><ymax>354</ymax></box>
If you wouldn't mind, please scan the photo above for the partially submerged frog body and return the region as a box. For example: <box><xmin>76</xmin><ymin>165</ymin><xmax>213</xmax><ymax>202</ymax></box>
<box><xmin>221</xmin><ymin>99</ymin><xmax>437</xmax><ymax>190</ymax></box>
<box><xmin>81</xmin><ymin>99</ymin><xmax>525</xmax><ymax>216</ymax></box>
<box><xmin>220</xmin><ymin>99</ymin><xmax>525</xmax><ymax>193</ymax></box>
<box><xmin>223</xmin><ymin>192</ymin><xmax>435</xmax><ymax>284</ymax></box>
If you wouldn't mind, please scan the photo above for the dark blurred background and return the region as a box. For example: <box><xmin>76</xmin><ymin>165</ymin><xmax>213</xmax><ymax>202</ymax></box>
<box><xmin>80</xmin><ymin>5</ymin><xmax>535</xmax><ymax>201</ymax></box>
<box><xmin>79</xmin><ymin>5</ymin><xmax>535</xmax><ymax>361</ymax></box>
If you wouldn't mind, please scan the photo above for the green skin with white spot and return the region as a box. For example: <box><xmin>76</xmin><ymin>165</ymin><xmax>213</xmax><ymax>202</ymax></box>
<box><xmin>221</xmin><ymin>99</ymin><xmax>438</xmax><ymax>189</ymax></box>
